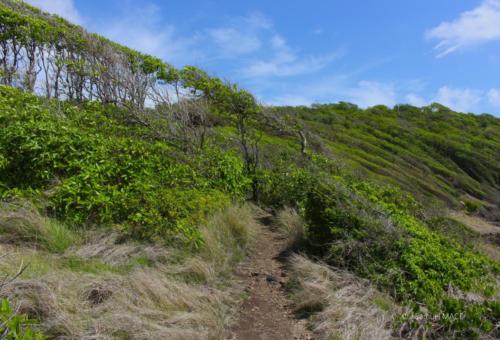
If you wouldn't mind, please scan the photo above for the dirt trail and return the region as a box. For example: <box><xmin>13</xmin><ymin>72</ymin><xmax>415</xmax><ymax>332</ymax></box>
<box><xmin>230</xmin><ymin>214</ymin><xmax>312</xmax><ymax>340</ymax></box>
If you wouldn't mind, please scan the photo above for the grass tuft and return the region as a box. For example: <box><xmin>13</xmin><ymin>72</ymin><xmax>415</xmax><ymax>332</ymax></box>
<box><xmin>289</xmin><ymin>254</ymin><xmax>400</xmax><ymax>340</ymax></box>
<box><xmin>0</xmin><ymin>201</ymin><xmax>77</xmax><ymax>253</ymax></box>
<box><xmin>275</xmin><ymin>207</ymin><xmax>305</xmax><ymax>250</ymax></box>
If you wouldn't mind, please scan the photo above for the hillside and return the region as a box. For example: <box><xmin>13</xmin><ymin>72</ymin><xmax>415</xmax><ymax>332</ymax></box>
<box><xmin>269</xmin><ymin>104</ymin><xmax>500</xmax><ymax>219</ymax></box>
<box><xmin>0</xmin><ymin>1</ymin><xmax>499</xmax><ymax>339</ymax></box>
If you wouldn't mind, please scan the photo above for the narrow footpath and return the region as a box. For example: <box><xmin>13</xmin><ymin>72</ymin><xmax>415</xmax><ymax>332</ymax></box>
<box><xmin>230</xmin><ymin>214</ymin><xmax>312</xmax><ymax>340</ymax></box>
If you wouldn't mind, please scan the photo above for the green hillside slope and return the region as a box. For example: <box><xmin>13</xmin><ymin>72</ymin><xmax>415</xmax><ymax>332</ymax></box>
<box><xmin>269</xmin><ymin>104</ymin><xmax>500</xmax><ymax>220</ymax></box>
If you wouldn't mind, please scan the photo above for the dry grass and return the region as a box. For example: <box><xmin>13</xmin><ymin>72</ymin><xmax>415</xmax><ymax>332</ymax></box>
<box><xmin>289</xmin><ymin>254</ymin><xmax>400</xmax><ymax>340</ymax></box>
<box><xmin>448</xmin><ymin>210</ymin><xmax>499</xmax><ymax>235</ymax></box>
<box><xmin>275</xmin><ymin>207</ymin><xmax>305</xmax><ymax>250</ymax></box>
<box><xmin>2</xmin><ymin>269</ymin><xmax>230</xmax><ymax>339</ymax></box>
<box><xmin>175</xmin><ymin>204</ymin><xmax>258</xmax><ymax>283</ymax></box>
<box><xmin>0</xmin><ymin>200</ymin><xmax>77</xmax><ymax>253</ymax></box>
<box><xmin>75</xmin><ymin>232</ymin><xmax>170</xmax><ymax>266</ymax></box>
<box><xmin>0</xmin><ymin>203</ymin><xmax>259</xmax><ymax>339</ymax></box>
<box><xmin>448</xmin><ymin>210</ymin><xmax>500</xmax><ymax>259</ymax></box>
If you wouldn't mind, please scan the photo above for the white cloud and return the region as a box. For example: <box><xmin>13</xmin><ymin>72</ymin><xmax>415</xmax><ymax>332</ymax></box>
<box><xmin>243</xmin><ymin>33</ymin><xmax>342</xmax><ymax>78</ymax></box>
<box><xmin>271</xmin><ymin>34</ymin><xmax>286</xmax><ymax>49</ymax></box>
<box><xmin>487</xmin><ymin>88</ymin><xmax>500</xmax><ymax>106</ymax></box>
<box><xmin>100</xmin><ymin>4</ymin><xmax>201</xmax><ymax>65</ymax></box>
<box><xmin>264</xmin><ymin>78</ymin><xmax>396</xmax><ymax>108</ymax></box>
<box><xmin>244</xmin><ymin>53</ymin><xmax>340</xmax><ymax>78</ymax></box>
<box><xmin>207</xmin><ymin>12</ymin><xmax>275</xmax><ymax>58</ymax></box>
<box><xmin>206</xmin><ymin>13</ymin><xmax>341</xmax><ymax>78</ymax></box>
<box><xmin>345</xmin><ymin>81</ymin><xmax>396</xmax><ymax>108</ymax></box>
<box><xmin>243</xmin><ymin>12</ymin><xmax>273</xmax><ymax>30</ymax></box>
<box><xmin>25</xmin><ymin>0</ymin><xmax>82</xmax><ymax>24</ymax></box>
<box><xmin>434</xmin><ymin>86</ymin><xmax>482</xmax><ymax>112</ymax></box>
<box><xmin>267</xmin><ymin>94</ymin><xmax>313</xmax><ymax>106</ymax></box>
<box><xmin>403</xmin><ymin>87</ymin><xmax>487</xmax><ymax>112</ymax></box>
<box><xmin>426</xmin><ymin>0</ymin><xmax>500</xmax><ymax>57</ymax></box>
<box><xmin>208</xmin><ymin>28</ymin><xmax>261</xmax><ymax>55</ymax></box>
<box><xmin>405</xmin><ymin>93</ymin><xmax>428</xmax><ymax>107</ymax></box>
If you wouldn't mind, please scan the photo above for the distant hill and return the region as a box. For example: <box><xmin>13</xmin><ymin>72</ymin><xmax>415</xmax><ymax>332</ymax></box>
<box><xmin>268</xmin><ymin>103</ymin><xmax>500</xmax><ymax>221</ymax></box>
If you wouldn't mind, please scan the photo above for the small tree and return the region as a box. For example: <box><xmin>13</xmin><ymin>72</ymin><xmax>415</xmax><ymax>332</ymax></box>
<box><xmin>224</xmin><ymin>88</ymin><xmax>262</xmax><ymax>200</ymax></box>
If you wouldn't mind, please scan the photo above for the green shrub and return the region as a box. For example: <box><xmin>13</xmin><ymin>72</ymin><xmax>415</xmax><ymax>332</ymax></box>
<box><xmin>301</xmin><ymin>179</ymin><xmax>499</xmax><ymax>337</ymax></box>
<box><xmin>463</xmin><ymin>198</ymin><xmax>482</xmax><ymax>214</ymax></box>
<box><xmin>0</xmin><ymin>299</ymin><xmax>44</xmax><ymax>339</ymax></box>
<box><xmin>0</xmin><ymin>87</ymin><xmax>98</xmax><ymax>189</ymax></box>
<box><xmin>0</xmin><ymin>87</ymin><xmax>249</xmax><ymax>246</ymax></box>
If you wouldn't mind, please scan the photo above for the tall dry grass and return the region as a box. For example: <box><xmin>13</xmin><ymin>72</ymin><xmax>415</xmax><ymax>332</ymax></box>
<box><xmin>275</xmin><ymin>207</ymin><xmax>305</xmax><ymax>250</ymax></box>
<box><xmin>0</xmin><ymin>203</ymin><xmax>259</xmax><ymax>339</ymax></box>
<box><xmin>289</xmin><ymin>254</ymin><xmax>400</xmax><ymax>340</ymax></box>
<box><xmin>0</xmin><ymin>201</ymin><xmax>77</xmax><ymax>253</ymax></box>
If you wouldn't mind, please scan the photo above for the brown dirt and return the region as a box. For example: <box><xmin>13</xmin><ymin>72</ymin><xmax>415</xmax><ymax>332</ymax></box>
<box><xmin>448</xmin><ymin>210</ymin><xmax>499</xmax><ymax>235</ymax></box>
<box><xmin>230</xmin><ymin>214</ymin><xmax>312</xmax><ymax>340</ymax></box>
<box><xmin>448</xmin><ymin>210</ymin><xmax>500</xmax><ymax>259</ymax></box>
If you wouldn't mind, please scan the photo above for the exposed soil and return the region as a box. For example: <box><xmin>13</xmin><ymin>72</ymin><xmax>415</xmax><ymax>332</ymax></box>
<box><xmin>230</xmin><ymin>214</ymin><xmax>312</xmax><ymax>340</ymax></box>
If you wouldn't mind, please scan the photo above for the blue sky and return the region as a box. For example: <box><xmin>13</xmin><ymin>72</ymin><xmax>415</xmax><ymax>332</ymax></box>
<box><xmin>26</xmin><ymin>0</ymin><xmax>500</xmax><ymax>115</ymax></box>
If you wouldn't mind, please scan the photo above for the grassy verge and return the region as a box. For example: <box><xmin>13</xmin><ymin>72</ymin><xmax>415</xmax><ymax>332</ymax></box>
<box><xmin>0</xmin><ymin>202</ymin><xmax>258</xmax><ymax>339</ymax></box>
<box><xmin>288</xmin><ymin>254</ymin><xmax>399</xmax><ymax>340</ymax></box>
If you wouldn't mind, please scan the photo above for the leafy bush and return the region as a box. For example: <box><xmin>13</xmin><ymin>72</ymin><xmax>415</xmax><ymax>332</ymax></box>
<box><xmin>0</xmin><ymin>87</ymin><xmax>97</xmax><ymax>189</ymax></box>
<box><xmin>463</xmin><ymin>198</ymin><xmax>482</xmax><ymax>214</ymax></box>
<box><xmin>0</xmin><ymin>86</ymin><xmax>249</xmax><ymax>246</ymax></box>
<box><xmin>301</xmin><ymin>179</ymin><xmax>499</xmax><ymax>337</ymax></box>
<box><xmin>256</xmin><ymin>153</ymin><xmax>499</xmax><ymax>337</ymax></box>
<box><xmin>0</xmin><ymin>299</ymin><xmax>44</xmax><ymax>339</ymax></box>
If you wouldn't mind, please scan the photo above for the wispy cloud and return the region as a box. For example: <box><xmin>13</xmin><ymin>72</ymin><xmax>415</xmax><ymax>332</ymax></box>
<box><xmin>405</xmin><ymin>93</ymin><xmax>428</xmax><ymax>107</ymax></box>
<box><xmin>487</xmin><ymin>88</ymin><xmax>500</xmax><ymax>106</ymax></box>
<box><xmin>244</xmin><ymin>51</ymin><xmax>342</xmax><ymax>78</ymax></box>
<box><xmin>265</xmin><ymin>76</ymin><xmax>396</xmax><ymax>108</ymax></box>
<box><xmin>208</xmin><ymin>28</ymin><xmax>261</xmax><ymax>56</ymax></box>
<box><xmin>435</xmin><ymin>86</ymin><xmax>482</xmax><ymax>112</ymax></box>
<box><xmin>206</xmin><ymin>13</ymin><xmax>342</xmax><ymax>79</ymax></box>
<box><xmin>243</xmin><ymin>12</ymin><xmax>273</xmax><ymax>30</ymax></box>
<box><xmin>100</xmin><ymin>4</ymin><xmax>201</xmax><ymax>65</ymax></box>
<box><xmin>243</xmin><ymin>32</ymin><xmax>343</xmax><ymax>78</ymax></box>
<box><xmin>207</xmin><ymin>12</ymin><xmax>274</xmax><ymax>58</ymax></box>
<box><xmin>404</xmin><ymin>87</ymin><xmax>483</xmax><ymax>112</ymax></box>
<box><xmin>426</xmin><ymin>0</ymin><xmax>500</xmax><ymax>57</ymax></box>
<box><xmin>25</xmin><ymin>0</ymin><xmax>82</xmax><ymax>24</ymax></box>
<box><xmin>344</xmin><ymin>81</ymin><xmax>396</xmax><ymax>107</ymax></box>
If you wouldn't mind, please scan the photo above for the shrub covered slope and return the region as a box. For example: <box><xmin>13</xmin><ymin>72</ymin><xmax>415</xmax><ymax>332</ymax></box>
<box><xmin>269</xmin><ymin>103</ymin><xmax>500</xmax><ymax>216</ymax></box>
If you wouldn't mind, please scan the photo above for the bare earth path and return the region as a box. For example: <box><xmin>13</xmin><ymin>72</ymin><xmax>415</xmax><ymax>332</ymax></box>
<box><xmin>230</xmin><ymin>214</ymin><xmax>312</xmax><ymax>340</ymax></box>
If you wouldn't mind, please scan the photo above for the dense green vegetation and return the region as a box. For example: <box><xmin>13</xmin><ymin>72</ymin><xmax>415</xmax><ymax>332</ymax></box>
<box><xmin>270</xmin><ymin>103</ymin><xmax>500</xmax><ymax>219</ymax></box>
<box><xmin>0</xmin><ymin>1</ymin><xmax>499</xmax><ymax>338</ymax></box>
<box><xmin>259</xmin><ymin>159</ymin><xmax>499</xmax><ymax>337</ymax></box>
<box><xmin>0</xmin><ymin>86</ymin><xmax>249</xmax><ymax>246</ymax></box>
